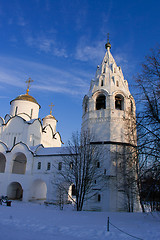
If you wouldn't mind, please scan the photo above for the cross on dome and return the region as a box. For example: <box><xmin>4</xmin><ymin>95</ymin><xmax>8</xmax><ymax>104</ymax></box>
<box><xmin>25</xmin><ymin>77</ymin><xmax>34</xmax><ymax>95</ymax></box>
<box><xmin>105</xmin><ymin>33</ymin><xmax>111</xmax><ymax>50</ymax></box>
<box><xmin>107</xmin><ymin>33</ymin><xmax>109</xmax><ymax>43</ymax></box>
<box><xmin>49</xmin><ymin>102</ymin><xmax>54</xmax><ymax>115</ymax></box>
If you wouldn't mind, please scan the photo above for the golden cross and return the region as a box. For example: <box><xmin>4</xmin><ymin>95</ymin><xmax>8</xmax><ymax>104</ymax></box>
<box><xmin>25</xmin><ymin>77</ymin><xmax>34</xmax><ymax>95</ymax></box>
<box><xmin>49</xmin><ymin>102</ymin><xmax>54</xmax><ymax>115</ymax></box>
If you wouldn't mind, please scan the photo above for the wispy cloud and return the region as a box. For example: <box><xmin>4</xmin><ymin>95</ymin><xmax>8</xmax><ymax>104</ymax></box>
<box><xmin>0</xmin><ymin>68</ymin><xmax>24</xmax><ymax>88</ymax></box>
<box><xmin>114</xmin><ymin>49</ymin><xmax>136</xmax><ymax>81</ymax></box>
<box><xmin>0</xmin><ymin>96</ymin><xmax>9</xmax><ymax>99</ymax></box>
<box><xmin>0</xmin><ymin>56</ymin><xmax>90</xmax><ymax>97</ymax></box>
<box><xmin>75</xmin><ymin>34</ymin><xmax>135</xmax><ymax>83</ymax></box>
<box><xmin>75</xmin><ymin>37</ymin><xmax>105</xmax><ymax>63</ymax></box>
<box><xmin>25</xmin><ymin>34</ymin><xmax>68</xmax><ymax>58</ymax></box>
<box><xmin>17</xmin><ymin>16</ymin><xmax>27</xmax><ymax>26</ymax></box>
<box><xmin>35</xmin><ymin>85</ymin><xmax>81</xmax><ymax>96</ymax></box>
<box><xmin>26</xmin><ymin>36</ymin><xmax>54</xmax><ymax>53</ymax></box>
<box><xmin>114</xmin><ymin>54</ymin><xmax>128</xmax><ymax>65</ymax></box>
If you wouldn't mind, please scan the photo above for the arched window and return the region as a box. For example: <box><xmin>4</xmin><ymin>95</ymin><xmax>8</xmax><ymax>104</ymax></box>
<box><xmin>96</xmin><ymin>94</ymin><xmax>106</xmax><ymax>110</ymax></box>
<box><xmin>47</xmin><ymin>162</ymin><xmax>51</xmax><ymax>170</ymax></box>
<box><xmin>15</xmin><ymin>106</ymin><xmax>18</xmax><ymax>115</ymax></box>
<box><xmin>98</xmin><ymin>194</ymin><xmax>101</xmax><ymax>202</ymax></box>
<box><xmin>115</xmin><ymin>95</ymin><xmax>124</xmax><ymax>110</ymax></box>
<box><xmin>101</xmin><ymin>80</ymin><xmax>104</xmax><ymax>86</ymax></box>
<box><xmin>37</xmin><ymin>162</ymin><xmax>41</xmax><ymax>170</ymax></box>
<box><xmin>58</xmin><ymin>162</ymin><xmax>62</xmax><ymax>171</ymax></box>
<box><xmin>13</xmin><ymin>137</ymin><xmax>16</xmax><ymax>146</ymax></box>
<box><xmin>31</xmin><ymin>109</ymin><xmax>33</xmax><ymax>118</ymax></box>
<box><xmin>97</xmin><ymin>161</ymin><xmax>100</xmax><ymax>168</ymax></box>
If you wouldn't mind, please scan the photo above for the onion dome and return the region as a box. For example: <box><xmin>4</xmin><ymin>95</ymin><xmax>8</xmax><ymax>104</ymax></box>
<box><xmin>10</xmin><ymin>94</ymin><xmax>41</xmax><ymax>108</ymax></box>
<box><xmin>9</xmin><ymin>78</ymin><xmax>41</xmax><ymax>120</ymax></box>
<box><xmin>43</xmin><ymin>102</ymin><xmax>57</xmax><ymax>121</ymax></box>
<box><xmin>42</xmin><ymin>114</ymin><xmax>57</xmax><ymax>134</ymax></box>
<box><xmin>43</xmin><ymin>114</ymin><xmax>57</xmax><ymax>122</ymax></box>
<box><xmin>42</xmin><ymin>103</ymin><xmax>58</xmax><ymax>133</ymax></box>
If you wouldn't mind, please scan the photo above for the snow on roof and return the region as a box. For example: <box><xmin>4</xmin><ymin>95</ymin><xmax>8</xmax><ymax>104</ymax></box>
<box><xmin>35</xmin><ymin>146</ymin><xmax>72</xmax><ymax>156</ymax></box>
<box><xmin>26</xmin><ymin>119</ymin><xmax>39</xmax><ymax>124</ymax></box>
<box><xmin>29</xmin><ymin>144</ymin><xmax>44</xmax><ymax>154</ymax></box>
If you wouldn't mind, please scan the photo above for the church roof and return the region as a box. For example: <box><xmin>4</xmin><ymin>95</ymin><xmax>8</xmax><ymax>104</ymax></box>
<box><xmin>10</xmin><ymin>94</ymin><xmax>41</xmax><ymax>109</ymax></box>
<box><xmin>86</xmin><ymin>35</ymin><xmax>131</xmax><ymax>98</ymax></box>
<box><xmin>35</xmin><ymin>147</ymin><xmax>71</xmax><ymax>156</ymax></box>
<box><xmin>43</xmin><ymin>114</ymin><xmax>57</xmax><ymax>121</ymax></box>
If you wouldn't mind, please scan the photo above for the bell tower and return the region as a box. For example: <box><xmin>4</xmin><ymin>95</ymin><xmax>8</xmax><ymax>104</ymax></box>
<box><xmin>82</xmin><ymin>37</ymin><xmax>136</xmax><ymax>145</ymax></box>
<box><xmin>82</xmin><ymin>37</ymin><xmax>139</xmax><ymax>211</ymax></box>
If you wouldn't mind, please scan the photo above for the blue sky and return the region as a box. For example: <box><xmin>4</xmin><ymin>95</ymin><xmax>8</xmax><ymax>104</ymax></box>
<box><xmin>0</xmin><ymin>0</ymin><xmax>160</xmax><ymax>145</ymax></box>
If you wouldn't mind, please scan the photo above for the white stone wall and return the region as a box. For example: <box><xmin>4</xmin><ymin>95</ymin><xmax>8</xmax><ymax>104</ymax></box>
<box><xmin>10</xmin><ymin>100</ymin><xmax>39</xmax><ymax>119</ymax></box>
<box><xmin>0</xmin><ymin>142</ymin><xmax>64</xmax><ymax>203</ymax></box>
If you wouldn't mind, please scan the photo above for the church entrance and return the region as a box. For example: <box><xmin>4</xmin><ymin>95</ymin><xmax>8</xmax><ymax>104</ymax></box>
<box><xmin>29</xmin><ymin>179</ymin><xmax>47</xmax><ymax>202</ymax></box>
<box><xmin>7</xmin><ymin>182</ymin><xmax>23</xmax><ymax>200</ymax></box>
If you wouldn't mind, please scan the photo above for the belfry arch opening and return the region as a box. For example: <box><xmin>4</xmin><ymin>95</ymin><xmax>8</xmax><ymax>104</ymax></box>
<box><xmin>96</xmin><ymin>94</ymin><xmax>106</xmax><ymax>110</ymax></box>
<box><xmin>29</xmin><ymin>179</ymin><xmax>47</xmax><ymax>202</ymax></box>
<box><xmin>7</xmin><ymin>182</ymin><xmax>23</xmax><ymax>200</ymax></box>
<box><xmin>115</xmin><ymin>95</ymin><xmax>124</xmax><ymax>110</ymax></box>
<box><xmin>0</xmin><ymin>153</ymin><xmax>6</xmax><ymax>173</ymax></box>
<box><xmin>12</xmin><ymin>153</ymin><xmax>27</xmax><ymax>174</ymax></box>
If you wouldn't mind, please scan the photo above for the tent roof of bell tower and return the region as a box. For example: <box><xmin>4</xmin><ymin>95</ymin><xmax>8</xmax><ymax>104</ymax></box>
<box><xmin>86</xmin><ymin>36</ymin><xmax>131</xmax><ymax>98</ymax></box>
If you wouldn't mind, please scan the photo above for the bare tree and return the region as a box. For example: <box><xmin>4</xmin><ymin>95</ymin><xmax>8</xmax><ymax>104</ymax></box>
<box><xmin>114</xmin><ymin>106</ymin><xmax>140</xmax><ymax>212</ymax></box>
<box><xmin>136</xmin><ymin>46</ymin><xmax>160</xmax><ymax>158</ymax></box>
<box><xmin>140</xmin><ymin>162</ymin><xmax>160</xmax><ymax>211</ymax></box>
<box><xmin>57</xmin><ymin>183</ymin><xmax>65</xmax><ymax>210</ymax></box>
<box><xmin>57</xmin><ymin>131</ymin><xmax>103</xmax><ymax>211</ymax></box>
<box><xmin>135</xmin><ymin>46</ymin><xmax>160</xmax><ymax>211</ymax></box>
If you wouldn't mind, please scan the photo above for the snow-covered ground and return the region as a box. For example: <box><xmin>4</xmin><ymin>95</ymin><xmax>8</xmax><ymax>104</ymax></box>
<box><xmin>0</xmin><ymin>201</ymin><xmax>159</xmax><ymax>240</ymax></box>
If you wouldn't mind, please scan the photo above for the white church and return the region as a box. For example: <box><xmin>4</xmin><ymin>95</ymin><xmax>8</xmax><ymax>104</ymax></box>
<box><xmin>0</xmin><ymin>39</ymin><xmax>139</xmax><ymax>211</ymax></box>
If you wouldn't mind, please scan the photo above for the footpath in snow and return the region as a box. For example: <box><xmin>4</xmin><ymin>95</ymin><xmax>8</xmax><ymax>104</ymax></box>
<box><xmin>0</xmin><ymin>201</ymin><xmax>159</xmax><ymax>240</ymax></box>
